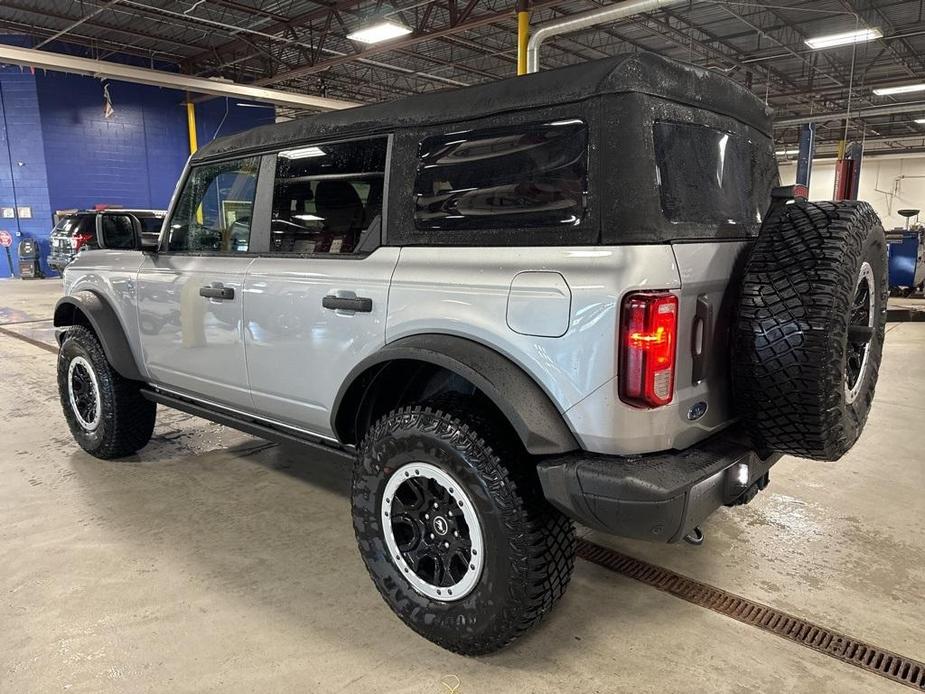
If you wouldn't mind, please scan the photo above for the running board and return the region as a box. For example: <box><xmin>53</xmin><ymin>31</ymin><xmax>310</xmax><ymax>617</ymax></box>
<box><xmin>141</xmin><ymin>389</ymin><xmax>354</xmax><ymax>461</ymax></box>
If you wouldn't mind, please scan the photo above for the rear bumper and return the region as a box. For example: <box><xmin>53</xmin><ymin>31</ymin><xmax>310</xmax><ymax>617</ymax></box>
<box><xmin>536</xmin><ymin>428</ymin><xmax>781</xmax><ymax>543</ymax></box>
<box><xmin>47</xmin><ymin>253</ymin><xmax>72</xmax><ymax>270</ymax></box>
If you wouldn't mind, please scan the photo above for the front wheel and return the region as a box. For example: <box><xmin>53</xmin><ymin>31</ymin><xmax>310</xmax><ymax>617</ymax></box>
<box><xmin>57</xmin><ymin>325</ymin><xmax>156</xmax><ymax>459</ymax></box>
<box><xmin>352</xmin><ymin>402</ymin><xmax>575</xmax><ymax>655</ymax></box>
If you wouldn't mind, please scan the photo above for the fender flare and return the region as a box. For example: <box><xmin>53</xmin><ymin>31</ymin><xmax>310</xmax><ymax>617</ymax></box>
<box><xmin>54</xmin><ymin>290</ymin><xmax>144</xmax><ymax>381</ymax></box>
<box><xmin>332</xmin><ymin>334</ymin><xmax>578</xmax><ymax>455</ymax></box>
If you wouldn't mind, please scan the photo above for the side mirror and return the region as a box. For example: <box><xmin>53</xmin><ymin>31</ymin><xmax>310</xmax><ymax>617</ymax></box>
<box><xmin>96</xmin><ymin>213</ymin><xmax>154</xmax><ymax>253</ymax></box>
<box><xmin>140</xmin><ymin>229</ymin><xmax>160</xmax><ymax>254</ymax></box>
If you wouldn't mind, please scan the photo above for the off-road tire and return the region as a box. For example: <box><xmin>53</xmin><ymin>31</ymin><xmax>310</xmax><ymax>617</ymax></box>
<box><xmin>352</xmin><ymin>399</ymin><xmax>576</xmax><ymax>655</ymax></box>
<box><xmin>57</xmin><ymin>325</ymin><xmax>156</xmax><ymax>459</ymax></box>
<box><xmin>733</xmin><ymin>200</ymin><xmax>888</xmax><ymax>461</ymax></box>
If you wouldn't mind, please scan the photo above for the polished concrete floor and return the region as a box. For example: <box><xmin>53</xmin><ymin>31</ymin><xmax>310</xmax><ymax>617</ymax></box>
<box><xmin>1</xmin><ymin>278</ymin><xmax>923</xmax><ymax>693</ymax></box>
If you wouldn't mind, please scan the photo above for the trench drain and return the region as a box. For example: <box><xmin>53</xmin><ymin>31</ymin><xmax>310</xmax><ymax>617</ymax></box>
<box><xmin>577</xmin><ymin>539</ymin><xmax>925</xmax><ymax>690</ymax></box>
<box><xmin>5</xmin><ymin>315</ymin><xmax>922</xmax><ymax>687</ymax></box>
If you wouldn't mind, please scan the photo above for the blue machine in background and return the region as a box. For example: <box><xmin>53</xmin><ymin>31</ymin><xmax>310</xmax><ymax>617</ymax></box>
<box><xmin>888</xmin><ymin>209</ymin><xmax>924</xmax><ymax>297</ymax></box>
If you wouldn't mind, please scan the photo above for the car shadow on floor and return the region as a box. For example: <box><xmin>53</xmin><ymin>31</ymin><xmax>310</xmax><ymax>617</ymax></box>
<box><xmin>65</xmin><ymin>435</ymin><xmax>610</xmax><ymax>665</ymax></box>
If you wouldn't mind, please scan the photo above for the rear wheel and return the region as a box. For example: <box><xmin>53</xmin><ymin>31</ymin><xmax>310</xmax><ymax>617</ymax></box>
<box><xmin>733</xmin><ymin>200</ymin><xmax>888</xmax><ymax>460</ymax></box>
<box><xmin>57</xmin><ymin>326</ymin><xmax>156</xmax><ymax>459</ymax></box>
<box><xmin>351</xmin><ymin>400</ymin><xmax>575</xmax><ymax>655</ymax></box>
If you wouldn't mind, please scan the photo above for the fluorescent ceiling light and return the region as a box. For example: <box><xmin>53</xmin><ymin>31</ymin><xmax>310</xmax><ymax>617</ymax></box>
<box><xmin>347</xmin><ymin>20</ymin><xmax>412</xmax><ymax>44</ymax></box>
<box><xmin>775</xmin><ymin>149</ymin><xmax>800</xmax><ymax>156</ymax></box>
<box><xmin>916</xmin><ymin>118</ymin><xmax>925</xmax><ymax>124</ymax></box>
<box><xmin>805</xmin><ymin>27</ymin><xmax>882</xmax><ymax>50</ymax></box>
<box><xmin>279</xmin><ymin>146</ymin><xmax>326</xmax><ymax>159</ymax></box>
<box><xmin>873</xmin><ymin>83</ymin><xmax>925</xmax><ymax>96</ymax></box>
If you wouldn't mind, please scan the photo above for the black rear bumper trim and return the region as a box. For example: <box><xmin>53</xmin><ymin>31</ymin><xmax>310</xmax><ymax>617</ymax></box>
<box><xmin>536</xmin><ymin>429</ymin><xmax>781</xmax><ymax>543</ymax></box>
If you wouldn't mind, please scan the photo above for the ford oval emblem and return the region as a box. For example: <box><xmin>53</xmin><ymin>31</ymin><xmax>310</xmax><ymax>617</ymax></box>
<box><xmin>687</xmin><ymin>401</ymin><xmax>708</xmax><ymax>421</ymax></box>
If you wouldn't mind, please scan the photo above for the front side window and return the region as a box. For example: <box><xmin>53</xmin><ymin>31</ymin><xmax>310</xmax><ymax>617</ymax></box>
<box><xmin>270</xmin><ymin>138</ymin><xmax>387</xmax><ymax>255</ymax></box>
<box><xmin>166</xmin><ymin>156</ymin><xmax>260</xmax><ymax>253</ymax></box>
<box><xmin>413</xmin><ymin>120</ymin><xmax>588</xmax><ymax>231</ymax></box>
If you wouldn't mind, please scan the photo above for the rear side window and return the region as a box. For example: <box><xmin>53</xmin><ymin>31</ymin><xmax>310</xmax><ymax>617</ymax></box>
<box><xmin>413</xmin><ymin>120</ymin><xmax>588</xmax><ymax>231</ymax></box>
<box><xmin>166</xmin><ymin>156</ymin><xmax>260</xmax><ymax>253</ymax></box>
<box><xmin>270</xmin><ymin>138</ymin><xmax>387</xmax><ymax>255</ymax></box>
<box><xmin>653</xmin><ymin>122</ymin><xmax>763</xmax><ymax>227</ymax></box>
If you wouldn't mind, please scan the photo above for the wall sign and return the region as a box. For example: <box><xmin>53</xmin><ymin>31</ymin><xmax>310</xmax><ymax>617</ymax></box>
<box><xmin>1</xmin><ymin>208</ymin><xmax>13</xmax><ymax>219</ymax></box>
<box><xmin>17</xmin><ymin>206</ymin><xmax>32</xmax><ymax>219</ymax></box>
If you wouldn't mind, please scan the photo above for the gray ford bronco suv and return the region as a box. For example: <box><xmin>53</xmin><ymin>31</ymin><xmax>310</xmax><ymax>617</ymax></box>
<box><xmin>55</xmin><ymin>53</ymin><xmax>887</xmax><ymax>655</ymax></box>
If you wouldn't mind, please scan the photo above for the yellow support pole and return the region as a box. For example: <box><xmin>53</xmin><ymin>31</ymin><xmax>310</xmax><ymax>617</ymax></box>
<box><xmin>186</xmin><ymin>100</ymin><xmax>198</xmax><ymax>154</ymax></box>
<box><xmin>516</xmin><ymin>0</ymin><xmax>530</xmax><ymax>76</ymax></box>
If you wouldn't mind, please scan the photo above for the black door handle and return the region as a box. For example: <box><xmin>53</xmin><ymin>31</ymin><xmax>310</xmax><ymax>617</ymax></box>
<box><xmin>200</xmin><ymin>284</ymin><xmax>235</xmax><ymax>300</ymax></box>
<box><xmin>322</xmin><ymin>295</ymin><xmax>372</xmax><ymax>312</ymax></box>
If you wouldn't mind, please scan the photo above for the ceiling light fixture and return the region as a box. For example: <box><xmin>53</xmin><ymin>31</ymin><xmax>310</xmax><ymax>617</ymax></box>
<box><xmin>805</xmin><ymin>27</ymin><xmax>882</xmax><ymax>50</ymax></box>
<box><xmin>775</xmin><ymin>149</ymin><xmax>800</xmax><ymax>156</ymax></box>
<box><xmin>346</xmin><ymin>19</ymin><xmax>412</xmax><ymax>44</ymax></box>
<box><xmin>915</xmin><ymin>118</ymin><xmax>925</xmax><ymax>124</ymax></box>
<box><xmin>873</xmin><ymin>83</ymin><xmax>925</xmax><ymax>96</ymax></box>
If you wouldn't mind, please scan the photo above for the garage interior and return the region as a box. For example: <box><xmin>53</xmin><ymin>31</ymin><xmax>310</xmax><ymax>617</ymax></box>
<box><xmin>1</xmin><ymin>1</ymin><xmax>924</xmax><ymax>692</ymax></box>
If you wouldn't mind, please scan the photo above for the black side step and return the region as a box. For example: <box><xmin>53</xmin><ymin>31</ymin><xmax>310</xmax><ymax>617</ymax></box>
<box><xmin>141</xmin><ymin>389</ymin><xmax>354</xmax><ymax>460</ymax></box>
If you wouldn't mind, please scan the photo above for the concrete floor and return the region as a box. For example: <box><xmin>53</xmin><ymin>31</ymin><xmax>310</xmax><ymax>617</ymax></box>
<box><xmin>1</xmin><ymin>277</ymin><xmax>923</xmax><ymax>693</ymax></box>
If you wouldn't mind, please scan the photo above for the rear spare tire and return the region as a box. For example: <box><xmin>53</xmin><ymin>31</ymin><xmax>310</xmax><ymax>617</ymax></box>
<box><xmin>733</xmin><ymin>200</ymin><xmax>887</xmax><ymax>461</ymax></box>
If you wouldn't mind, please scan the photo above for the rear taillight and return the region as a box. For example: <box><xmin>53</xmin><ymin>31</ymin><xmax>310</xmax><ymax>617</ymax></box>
<box><xmin>73</xmin><ymin>232</ymin><xmax>93</xmax><ymax>251</ymax></box>
<box><xmin>620</xmin><ymin>292</ymin><xmax>678</xmax><ymax>408</ymax></box>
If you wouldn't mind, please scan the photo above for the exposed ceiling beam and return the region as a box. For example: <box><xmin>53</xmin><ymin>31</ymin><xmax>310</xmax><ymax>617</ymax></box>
<box><xmin>251</xmin><ymin>0</ymin><xmax>566</xmax><ymax>87</ymax></box>
<box><xmin>0</xmin><ymin>44</ymin><xmax>359</xmax><ymax>111</ymax></box>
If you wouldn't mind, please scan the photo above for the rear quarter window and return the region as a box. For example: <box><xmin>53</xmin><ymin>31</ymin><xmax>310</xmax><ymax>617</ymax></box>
<box><xmin>413</xmin><ymin>120</ymin><xmax>588</xmax><ymax>231</ymax></box>
<box><xmin>653</xmin><ymin>121</ymin><xmax>768</xmax><ymax>229</ymax></box>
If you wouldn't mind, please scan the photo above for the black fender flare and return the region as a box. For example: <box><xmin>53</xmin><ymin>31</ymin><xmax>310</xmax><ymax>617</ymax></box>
<box><xmin>54</xmin><ymin>290</ymin><xmax>144</xmax><ymax>381</ymax></box>
<box><xmin>332</xmin><ymin>334</ymin><xmax>578</xmax><ymax>455</ymax></box>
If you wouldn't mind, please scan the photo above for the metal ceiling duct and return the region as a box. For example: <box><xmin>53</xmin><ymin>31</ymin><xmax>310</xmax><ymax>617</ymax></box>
<box><xmin>0</xmin><ymin>44</ymin><xmax>359</xmax><ymax>111</ymax></box>
<box><xmin>525</xmin><ymin>0</ymin><xmax>689</xmax><ymax>73</ymax></box>
<box><xmin>776</xmin><ymin>102</ymin><xmax>925</xmax><ymax>127</ymax></box>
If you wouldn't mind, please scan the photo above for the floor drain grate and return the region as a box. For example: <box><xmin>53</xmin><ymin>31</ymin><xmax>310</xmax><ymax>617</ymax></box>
<box><xmin>577</xmin><ymin>539</ymin><xmax>925</xmax><ymax>691</ymax></box>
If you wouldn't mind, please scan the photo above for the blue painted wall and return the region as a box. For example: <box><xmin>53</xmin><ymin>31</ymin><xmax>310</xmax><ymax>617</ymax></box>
<box><xmin>0</xmin><ymin>65</ymin><xmax>54</xmax><ymax>278</ymax></box>
<box><xmin>35</xmin><ymin>72</ymin><xmax>190</xmax><ymax>213</ymax></box>
<box><xmin>0</xmin><ymin>35</ymin><xmax>275</xmax><ymax>278</ymax></box>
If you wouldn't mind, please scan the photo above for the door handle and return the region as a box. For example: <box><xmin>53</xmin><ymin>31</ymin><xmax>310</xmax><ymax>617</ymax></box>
<box><xmin>199</xmin><ymin>283</ymin><xmax>235</xmax><ymax>300</ymax></box>
<box><xmin>322</xmin><ymin>295</ymin><xmax>372</xmax><ymax>312</ymax></box>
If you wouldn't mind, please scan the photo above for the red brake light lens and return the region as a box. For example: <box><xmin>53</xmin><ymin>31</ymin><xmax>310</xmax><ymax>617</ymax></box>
<box><xmin>73</xmin><ymin>232</ymin><xmax>93</xmax><ymax>251</ymax></box>
<box><xmin>620</xmin><ymin>292</ymin><xmax>678</xmax><ymax>408</ymax></box>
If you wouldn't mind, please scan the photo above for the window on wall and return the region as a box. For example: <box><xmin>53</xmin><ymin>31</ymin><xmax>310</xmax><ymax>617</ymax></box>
<box><xmin>270</xmin><ymin>137</ymin><xmax>387</xmax><ymax>255</ymax></box>
<box><xmin>413</xmin><ymin>120</ymin><xmax>588</xmax><ymax>231</ymax></box>
<box><xmin>166</xmin><ymin>156</ymin><xmax>260</xmax><ymax>253</ymax></box>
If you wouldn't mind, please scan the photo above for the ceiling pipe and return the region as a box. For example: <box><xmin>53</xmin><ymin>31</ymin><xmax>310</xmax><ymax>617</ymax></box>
<box><xmin>0</xmin><ymin>44</ymin><xmax>359</xmax><ymax>111</ymax></box>
<box><xmin>525</xmin><ymin>0</ymin><xmax>688</xmax><ymax>73</ymax></box>
<box><xmin>776</xmin><ymin>101</ymin><xmax>925</xmax><ymax>127</ymax></box>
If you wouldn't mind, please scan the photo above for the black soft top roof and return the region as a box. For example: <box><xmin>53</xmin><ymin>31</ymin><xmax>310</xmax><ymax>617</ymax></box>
<box><xmin>193</xmin><ymin>51</ymin><xmax>773</xmax><ymax>163</ymax></box>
